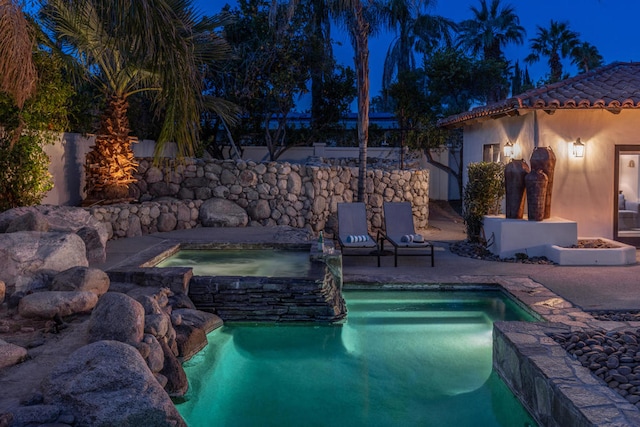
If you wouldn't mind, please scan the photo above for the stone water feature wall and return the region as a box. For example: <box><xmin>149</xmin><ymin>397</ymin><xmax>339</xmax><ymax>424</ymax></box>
<box><xmin>87</xmin><ymin>158</ymin><xmax>429</xmax><ymax>240</ymax></box>
<box><xmin>188</xmin><ymin>247</ymin><xmax>345</xmax><ymax>322</ymax></box>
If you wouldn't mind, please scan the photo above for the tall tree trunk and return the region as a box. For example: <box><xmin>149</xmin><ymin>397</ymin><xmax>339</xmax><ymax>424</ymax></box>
<box><xmin>354</xmin><ymin>0</ymin><xmax>369</xmax><ymax>203</ymax></box>
<box><xmin>84</xmin><ymin>95</ymin><xmax>138</xmax><ymax>204</ymax></box>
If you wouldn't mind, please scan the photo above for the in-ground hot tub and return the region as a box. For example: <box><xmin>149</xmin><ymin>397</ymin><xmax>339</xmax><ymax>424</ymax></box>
<box><xmin>151</xmin><ymin>243</ymin><xmax>346</xmax><ymax>323</ymax></box>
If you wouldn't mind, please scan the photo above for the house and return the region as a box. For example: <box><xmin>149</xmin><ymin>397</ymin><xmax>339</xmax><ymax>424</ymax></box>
<box><xmin>438</xmin><ymin>62</ymin><xmax>640</xmax><ymax>247</ymax></box>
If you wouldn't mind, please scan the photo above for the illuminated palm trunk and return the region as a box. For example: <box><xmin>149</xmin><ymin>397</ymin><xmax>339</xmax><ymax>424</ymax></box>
<box><xmin>84</xmin><ymin>95</ymin><xmax>138</xmax><ymax>204</ymax></box>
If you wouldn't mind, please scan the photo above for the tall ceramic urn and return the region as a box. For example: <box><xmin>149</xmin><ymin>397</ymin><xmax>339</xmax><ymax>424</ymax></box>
<box><xmin>505</xmin><ymin>159</ymin><xmax>530</xmax><ymax>219</ymax></box>
<box><xmin>530</xmin><ymin>147</ymin><xmax>556</xmax><ymax>219</ymax></box>
<box><xmin>525</xmin><ymin>169</ymin><xmax>548</xmax><ymax>221</ymax></box>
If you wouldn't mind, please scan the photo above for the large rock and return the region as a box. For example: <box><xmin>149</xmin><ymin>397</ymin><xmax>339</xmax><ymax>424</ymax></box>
<box><xmin>5</xmin><ymin>210</ymin><xmax>50</xmax><ymax>233</ymax></box>
<box><xmin>0</xmin><ymin>280</ymin><xmax>4</xmax><ymax>304</ymax></box>
<box><xmin>0</xmin><ymin>232</ymin><xmax>88</xmax><ymax>291</ymax></box>
<box><xmin>173</xmin><ymin>323</ymin><xmax>207</xmax><ymax>361</ymax></box>
<box><xmin>143</xmin><ymin>334</ymin><xmax>165</xmax><ymax>373</ymax></box>
<box><xmin>0</xmin><ymin>339</ymin><xmax>28</xmax><ymax>369</ymax></box>
<box><xmin>42</xmin><ymin>340</ymin><xmax>186</xmax><ymax>427</ymax></box>
<box><xmin>51</xmin><ymin>266</ymin><xmax>110</xmax><ymax>296</ymax></box>
<box><xmin>159</xmin><ymin>339</ymin><xmax>188</xmax><ymax>397</ymax></box>
<box><xmin>173</xmin><ymin>308</ymin><xmax>223</xmax><ymax>334</ymax></box>
<box><xmin>88</xmin><ymin>293</ymin><xmax>145</xmax><ymax>344</ymax></box>
<box><xmin>199</xmin><ymin>198</ymin><xmax>248</xmax><ymax>227</ymax></box>
<box><xmin>0</xmin><ymin>205</ymin><xmax>109</xmax><ymax>263</ymax></box>
<box><xmin>18</xmin><ymin>291</ymin><xmax>98</xmax><ymax>319</ymax></box>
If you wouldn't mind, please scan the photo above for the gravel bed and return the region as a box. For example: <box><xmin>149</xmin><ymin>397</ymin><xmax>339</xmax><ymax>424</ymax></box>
<box><xmin>590</xmin><ymin>311</ymin><xmax>640</xmax><ymax>322</ymax></box>
<box><xmin>450</xmin><ymin>238</ymin><xmax>621</xmax><ymax>265</ymax></box>
<box><xmin>551</xmin><ymin>329</ymin><xmax>640</xmax><ymax>408</ymax></box>
<box><xmin>449</xmin><ymin>241</ymin><xmax>554</xmax><ymax>264</ymax></box>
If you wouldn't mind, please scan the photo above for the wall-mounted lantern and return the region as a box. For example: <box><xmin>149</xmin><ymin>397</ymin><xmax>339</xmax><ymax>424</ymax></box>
<box><xmin>503</xmin><ymin>141</ymin><xmax>514</xmax><ymax>158</ymax></box>
<box><xmin>572</xmin><ymin>138</ymin><xmax>585</xmax><ymax>158</ymax></box>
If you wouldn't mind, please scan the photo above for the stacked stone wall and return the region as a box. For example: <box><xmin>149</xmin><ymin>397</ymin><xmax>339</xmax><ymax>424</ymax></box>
<box><xmin>88</xmin><ymin>158</ymin><xmax>429</xmax><ymax>240</ymax></box>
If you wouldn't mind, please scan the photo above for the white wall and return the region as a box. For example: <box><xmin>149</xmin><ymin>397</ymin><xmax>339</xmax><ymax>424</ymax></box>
<box><xmin>462</xmin><ymin>109</ymin><xmax>640</xmax><ymax>238</ymax></box>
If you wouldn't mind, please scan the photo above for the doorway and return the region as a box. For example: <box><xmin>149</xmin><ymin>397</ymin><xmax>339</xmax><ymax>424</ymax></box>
<box><xmin>615</xmin><ymin>145</ymin><xmax>640</xmax><ymax>246</ymax></box>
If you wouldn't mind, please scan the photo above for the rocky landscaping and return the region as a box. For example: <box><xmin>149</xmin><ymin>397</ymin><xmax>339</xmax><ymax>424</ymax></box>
<box><xmin>551</xmin><ymin>329</ymin><xmax>640</xmax><ymax>409</ymax></box>
<box><xmin>0</xmin><ymin>206</ymin><xmax>221</xmax><ymax>426</ymax></box>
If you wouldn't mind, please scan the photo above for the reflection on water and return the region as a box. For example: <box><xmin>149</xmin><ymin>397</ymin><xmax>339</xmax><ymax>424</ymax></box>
<box><xmin>156</xmin><ymin>249</ymin><xmax>311</xmax><ymax>277</ymax></box>
<box><xmin>177</xmin><ymin>291</ymin><xmax>538</xmax><ymax>427</ymax></box>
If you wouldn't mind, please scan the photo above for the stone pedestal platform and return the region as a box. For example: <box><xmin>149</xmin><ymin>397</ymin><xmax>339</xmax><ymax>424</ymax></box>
<box><xmin>483</xmin><ymin>215</ymin><xmax>577</xmax><ymax>259</ymax></box>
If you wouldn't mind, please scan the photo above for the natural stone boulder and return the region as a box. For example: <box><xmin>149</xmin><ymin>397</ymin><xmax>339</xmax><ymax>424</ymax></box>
<box><xmin>5</xmin><ymin>211</ymin><xmax>50</xmax><ymax>233</ymax></box>
<box><xmin>173</xmin><ymin>308</ymin><xmax>223</xmax><ymax>334</ymax></box>
<box><xmin>0</xmin><ymin>205</ymin><xmax>108</xmax><ymax>263</ymax></box>
<box><xmin>51</xmin><ymin>266</ymin><xmax>110</xmax><ymax>296</ymax></box>
<box><xmin>4</xmin><ymin>404</ymin><xmax>74</xmax><ymax>427</ymax></box>
<box><xmin>169</xmin><ymin>293</ymin><xmax>196</xmax><ymax>310</ymax></box>
<box><xmin>174</xmin><ymin>323</ymin><xmax>207</xmax><ymax>361</ymax></box>
<box><xmin>88</xmin><ymin>293</ymin><xmax>145</xmax><ymax>344</ymax></box>
<box><xmin>199</xmin><ymin>198</ymin><xmax>248</xmax><ymax>227</ymax></box>
<box><xmin>159</xmin><ymin>339</ymin><xmax>188</xmax><ymax>397</ymax></box>
<box><xmin>143</xmin><ymin>334</ymin><xmax>165</xmax><ymax>373</ymax></box>
<box><xmin>42</xmin><ymin>340</ymin><xmax>186</xmax><ymax>427</ymax></box>
<box><xmin>18</xmin><ymin>291</ymin><xmax>98</xmax><ymax>319</ymax></box>
<box><xmin>128</xmin><ymin>287</ymin><xmax>172</xmax><ymax>311</ymax></box>
<box><xmin>0</xmin><ymin>339</ymin><xmax>28</xmax><ymax>368</ymax></box>
<box><xmin>248</xmin><ymin>199</ymin><xmax>271</xmax><ymax>221</ymax></box>
<box><xmin>145</xmin><ymin>313</ymin><xmax>171</xmax><ymax>338</ymax></box>
<box><xmin>0</xmin><ymin>232</ymin><xmax>88</xmax><ymax>291</ymax></box>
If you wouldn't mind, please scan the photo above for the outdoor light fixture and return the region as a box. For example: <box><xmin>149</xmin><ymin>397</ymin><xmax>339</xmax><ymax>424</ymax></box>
<box><xmin>503</xmin><ymin>141</ymin><xmax>514</xmax><ymax>158</ymax></box>
<box><xmin>572</xmin><ymin>138</ymin><xmax>585</xmax><ymax>158</ymax></box>
<box><xmin>630</xmin><ymin>160</ymin><xmax>636</xmax><ymax>168</ymax></box>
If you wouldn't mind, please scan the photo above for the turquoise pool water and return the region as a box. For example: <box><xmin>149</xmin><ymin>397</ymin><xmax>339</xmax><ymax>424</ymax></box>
<box><xmin>176</xmin><ymin>290</ymin><xmax>538</xmax><ymax>427</ymax></box>
<box><xmin>156</xmin><ymin>249</ymin><xmax>311</xmax><ymax>277</ymax></box>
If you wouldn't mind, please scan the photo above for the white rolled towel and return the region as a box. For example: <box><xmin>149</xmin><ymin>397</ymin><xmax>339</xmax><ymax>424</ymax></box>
<box><xmin>347</xmin><ymin>234</ymin><xmax>369</xmax><ymax>243</ymax></box>
<box><xmin>401</xmin><ymin>234</ymin><xmax>413</xmax><ymax>242</ymax></box>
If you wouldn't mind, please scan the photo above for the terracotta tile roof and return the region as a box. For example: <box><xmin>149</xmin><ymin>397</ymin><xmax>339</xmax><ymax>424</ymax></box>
<box><xmin>437</xmin><ymin>62</ymin><xmax>640</xmax><ymax>128</ymax></box>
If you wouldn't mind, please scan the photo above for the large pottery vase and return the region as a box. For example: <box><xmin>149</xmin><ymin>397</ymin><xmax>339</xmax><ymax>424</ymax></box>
<box><xmin>525</xmin><ymin>169</ymin><xmax>548</xmax><ymax>221</ymax></box>
<box><xmin>530</xmin><ymin>147</ymin><xmax>556</xmax><ymax>219</ymax></box>
<box><xmin>505</xmin><ymin>159</ymin><xmax>530</xmax><ymax>219</ymax></box>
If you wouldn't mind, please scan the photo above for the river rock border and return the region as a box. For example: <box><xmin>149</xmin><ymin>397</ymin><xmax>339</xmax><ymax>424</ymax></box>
<box><xmin>87</xmin><ymin>158</ymin><xmax>429</xmax><ymax>240</ymax></box>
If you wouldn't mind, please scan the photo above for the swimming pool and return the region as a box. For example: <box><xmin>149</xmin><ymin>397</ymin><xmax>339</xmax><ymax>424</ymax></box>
<box><xmin>176</xmin><ymin>290</ymin><xmax>538</xmax><ymax>426</ymax></box>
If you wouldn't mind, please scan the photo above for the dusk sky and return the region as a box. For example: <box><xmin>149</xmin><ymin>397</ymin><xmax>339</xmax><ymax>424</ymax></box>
<box><xmin>203</xmin><ymin>0</ymin><xmax>640</xmax><ymax>106</ymax></box>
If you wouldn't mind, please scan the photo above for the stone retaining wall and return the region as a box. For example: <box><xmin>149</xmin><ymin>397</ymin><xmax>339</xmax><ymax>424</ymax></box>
<box><xmin>87</xmin><ymin>158</ymin><xmax>429</xmax><ymax>240</ymax></box>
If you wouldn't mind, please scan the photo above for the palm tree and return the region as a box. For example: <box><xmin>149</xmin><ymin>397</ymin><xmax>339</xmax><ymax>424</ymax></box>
<box><xmin>525</xmin><ymin>20</ymin><xmax>579</xmax><ymax>83</ymax></box>
<box><xmin>457</xmin><ymin>0</ymin><xmax>524</xmax><ymax>62</ymax></box>
<box><xmin>380</xmin><ymin>0</ymin><xmax>456</xmax><ymax>96</ymax></box>
<box><xmin>0</xmin><ymin>0</ymin><xmax>37</xmax><ymax>135</ymax></box>
<box><xmin>571</xmin><ymin>41</ymin><xmax>603</xmax><ymax>74</ymax></box>
<box><xmin>457</xmin><ymin>0</ymin><xmax>525</xmax><ymax>101</ymax></box>
<box><xmin>40</xmin><ymin>0</ymin><xmax>233</xmax><ymax>204</ymax></box>
<box><xmin>330</xmin><ymin>0</ymin><xmax>380</xmax><ymax>202</ymax></box>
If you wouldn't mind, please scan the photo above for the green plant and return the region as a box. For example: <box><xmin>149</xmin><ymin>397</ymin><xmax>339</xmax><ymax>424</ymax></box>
<box><xmin>0</xmin><ymin>134</ymin><xmax>53</xmax><ymax>211</ymax></box>
<box><xmin>0</xmin><ymin>51</ymin><xmax>73</xmax><ymax>211</ymax></box>
<box><xmin>463</xmin><ymin>161</ymin><xmax>505</xmax><ymax>243</ymax></box>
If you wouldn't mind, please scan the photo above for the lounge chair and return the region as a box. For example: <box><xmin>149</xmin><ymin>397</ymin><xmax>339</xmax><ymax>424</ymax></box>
<box><xmin>337</xmin><ymin>202</ymin><xmax>380</xmax><ymax>267</ymax></box>
<box><xmin>380</xmin><ymin>201</ymin><xmax>434</xmax><ymax>267</ymax></box>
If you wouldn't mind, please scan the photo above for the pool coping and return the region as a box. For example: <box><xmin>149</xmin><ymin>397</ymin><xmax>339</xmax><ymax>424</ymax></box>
<box><xmin>348</xmin><ymin>277</ymin><xmax>640</xmax><ymax>427</ymax></box>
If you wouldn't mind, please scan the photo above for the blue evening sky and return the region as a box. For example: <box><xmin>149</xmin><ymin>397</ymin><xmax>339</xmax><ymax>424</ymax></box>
<box><xmin>202</xmin><ymin>0</ymin><xmax>640</xmax><ymax>107</ymax></box>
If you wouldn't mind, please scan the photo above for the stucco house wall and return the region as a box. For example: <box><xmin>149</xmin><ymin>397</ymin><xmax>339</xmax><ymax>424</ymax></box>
<box><xmin>439</xmin><ymin>62</ymin><xmax>640</xmax><ymax>242</ymax></box>
<box><xmin>463</xmin><ymin>109</ymin><xmax>640</xmax><ymax>238</ymax></box>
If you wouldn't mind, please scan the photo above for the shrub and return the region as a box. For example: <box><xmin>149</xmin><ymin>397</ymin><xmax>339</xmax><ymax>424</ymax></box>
<box><xmin>0</xmin><ymin>51</ymin><xmax>72</xmax><ymax>211</ymax></box>
<box><xmin>463</xmin><ymin>162</ymin><xmax>505</xmax><ymax>243</ymax></box>
<box><xmin>0</xmin><ymin>134</ymin><xmax>54</xmax><ymax>211</ymax></box>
